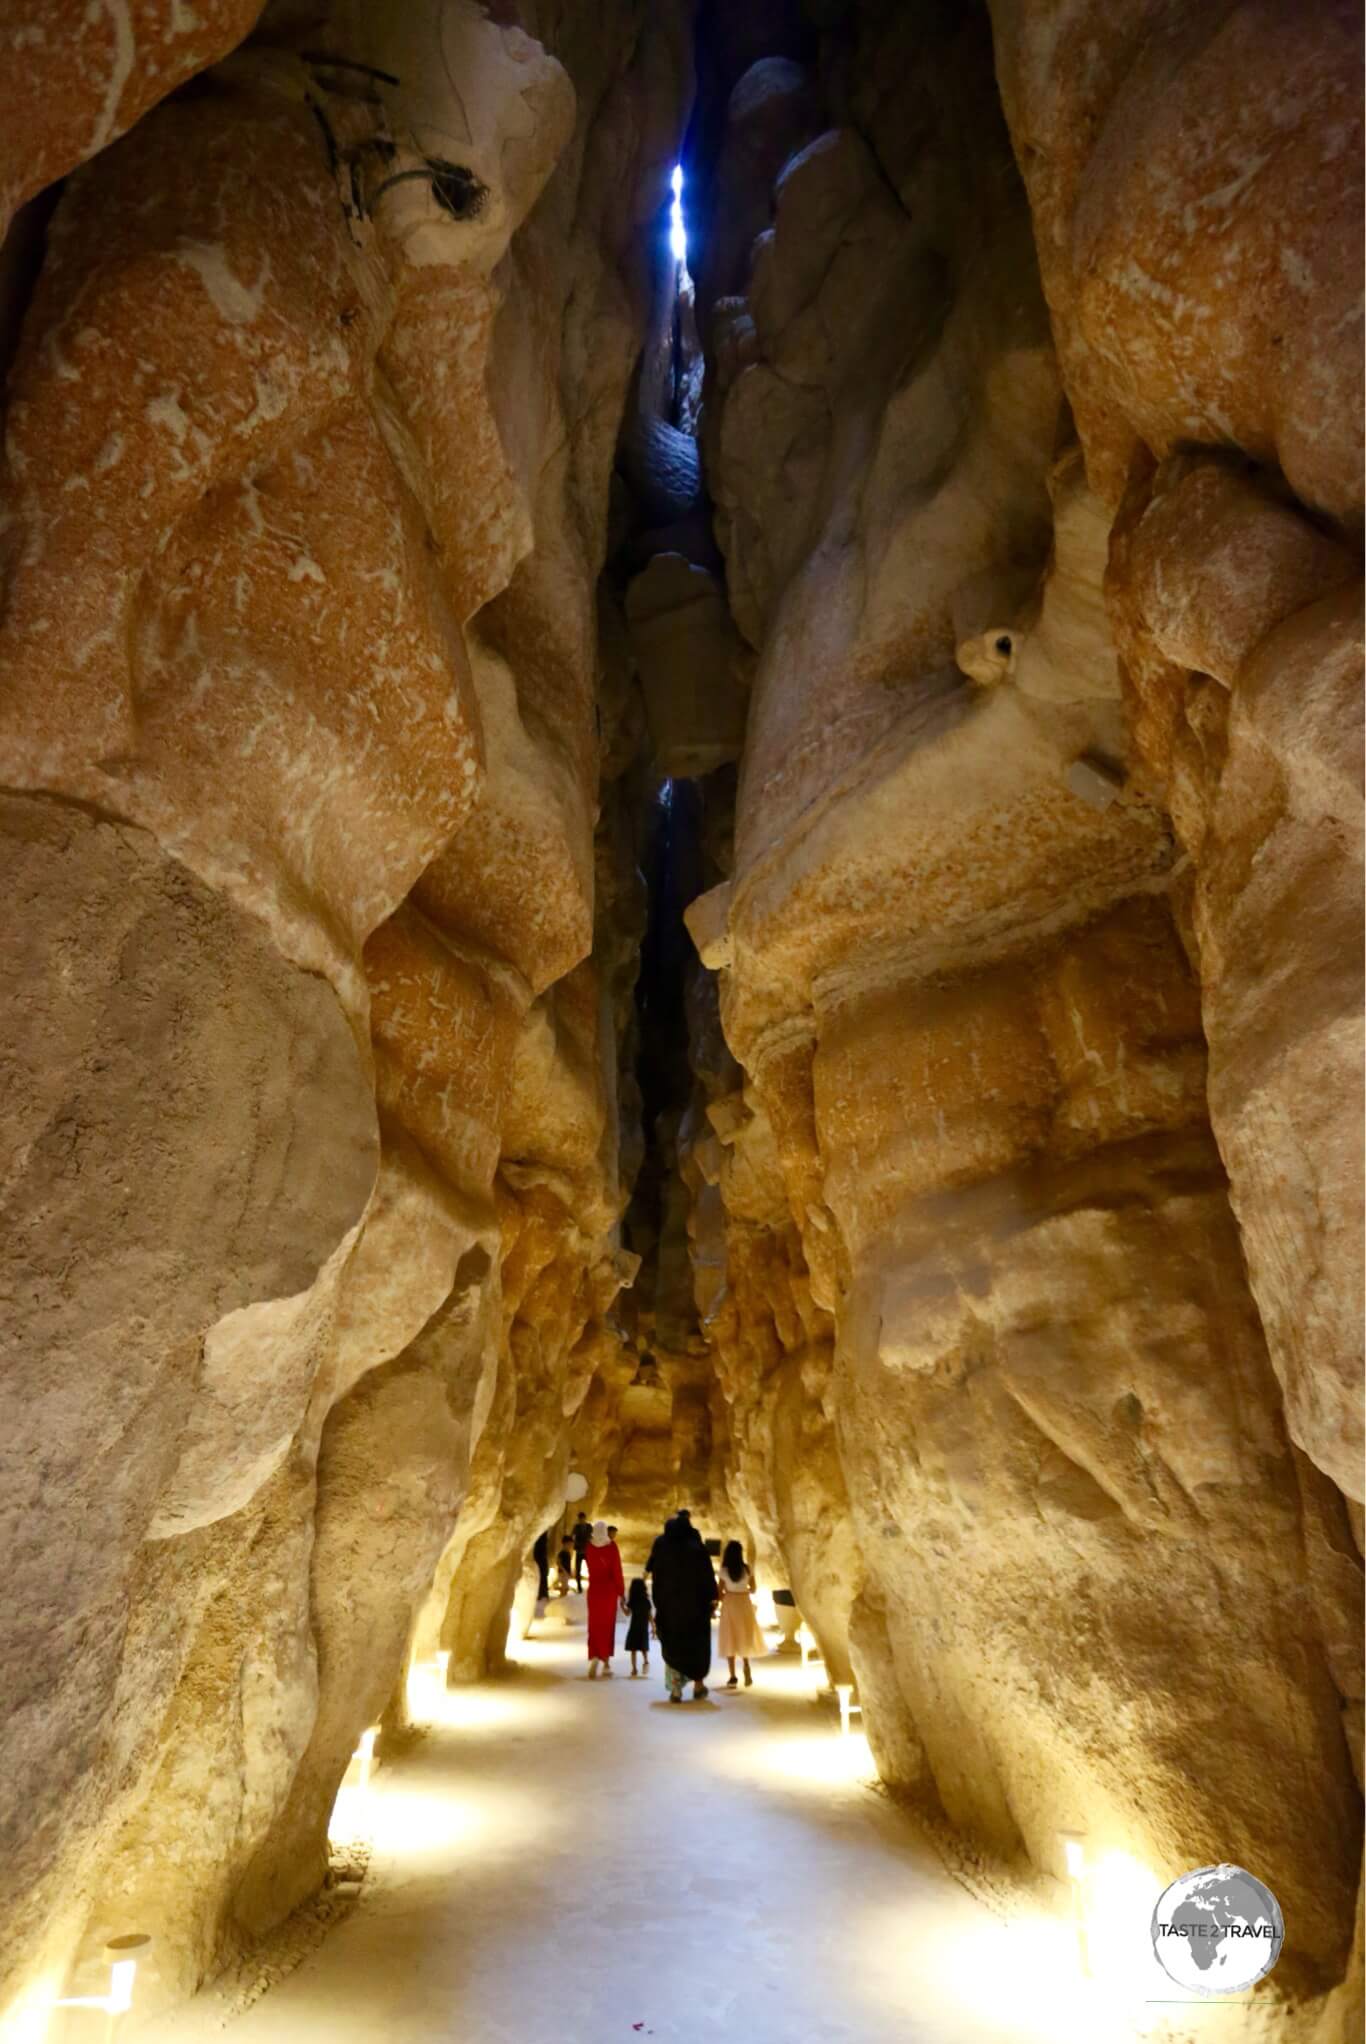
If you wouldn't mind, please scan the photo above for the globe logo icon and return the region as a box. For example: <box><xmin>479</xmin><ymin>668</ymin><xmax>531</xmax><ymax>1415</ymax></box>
<box><xmin>1151</xmin><ymin>1864</ymin><xmax>1284</xmax><ymax>1994</ymax></box>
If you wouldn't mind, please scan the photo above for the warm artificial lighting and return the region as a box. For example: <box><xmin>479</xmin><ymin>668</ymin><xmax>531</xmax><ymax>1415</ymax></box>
<box><xmin>755</xmin><ymin>1586</ymin><xmax>777</xmax><ymax>1630</ymax></box>
<box><xmin>1085</xmin><ymin>1850</ymin><xmax>1168</xmax><ymax>1999</ymax></box>
<box><xmin>835</xmin><ymin>1682</ymin><xmax>860</xmax><ymax>1737</ymax></box>
<box><xmin>889</xmin><ymin>1904</ymin><xmax>1104</xmax><ymax>2043</ymax></box>
<box><xmin>1058</xmin><ymin>1831</ymin><xmax>1090</xmax><ymax>1976</ymax></box>
<box><xmin>54</xmin><ymin>1934</ymin><xmax>151</xmax><ymax>2039</ymax></box>
<box><xmin>104</xmin><ymin>1942</ymin><xmax>145</xmax><ymax>2015</ymax></box>
<box><xmin>409</xmin><ymin>1644</ymin><xmax>454</xmax><ymax>1716</ymax></box>
<box><xmin>859</xmin><ymin>1849</ymin><xmax>1169</xmax><ymax>2044</ymax></box>
<box><xmin>327</xmin><ymin>1784</ymin><xmax>362</xmax><ymax>1846</ymax></box>
<box><xmin>797</xmin><ymin>1623</ymin><xmax>823</xmax><ymax>1695</ymax></box>
<box><xmin>1</xmin><ymin>1996</ymin><xmax>52</xmax><ymax>2044</ymax></box>
<box><xmin>704</xmin><ymin>1725</ymin><xmax>876</xmax><ymax>1797</ymax></box>
<box><xmin>0</xmin><ymin>1984</ymin><xmax>54</xmax><ymax>2044</ymax></box>
<box><xmin>330</xmin><ymin>1724</ymin><xmax>381</xmax><ymax>1843</ymax></box>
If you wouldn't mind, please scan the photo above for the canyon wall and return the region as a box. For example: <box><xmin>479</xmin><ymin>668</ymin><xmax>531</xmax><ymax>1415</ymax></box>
<box><xmin>0</xmin><ymin>0</ymin><xmax>1360</xmax><ymax>2037</ymax></box>
<box><xmin>682</xmin><ymin>0</ymin><xmax>1362</xmax><ymax>2027</ymax></box>
<box><xmin>0</xmin><ymin>0</ymin><xmax>689</xmax><ymax>2027</ymax></box>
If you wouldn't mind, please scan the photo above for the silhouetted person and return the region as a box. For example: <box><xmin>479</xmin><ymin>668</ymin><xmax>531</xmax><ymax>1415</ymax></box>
<box><xmin>532</xmin><ymin>1529</ymin><xmax>550</xmax><ymax>1602</ymax></box>
<box><xmin>652</xmin><ymin>1514</ymin><xmax>717</xmax><ymax>1702</ymax></box>
<box><xmin>571</xmin><ymin>1511</ymin><xmax>591</xmax><ymax>1588</ymax></box>
<box><xmin>625</xmin><ymin>1576</ymin><xmax>653</xmax><ymax>1677</ymax></box>
<box><xmin>647</xmin><ymin>1508</ymin><xmax>696</xmax><ymax>1579</ymax></box>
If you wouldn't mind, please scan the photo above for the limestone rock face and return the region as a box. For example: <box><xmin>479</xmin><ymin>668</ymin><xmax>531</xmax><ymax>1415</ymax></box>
<box><xmin>0</xmin><ymin>0</ymin><xmax>1361</xmax><ymax>2035</ymax></box>
<box><xmin>0</xmin><ymin>0</ymin><xmax>690</xmax><ymax>2025</ymax></box>
<box><xmin>235</xmin><ymin>1243</ymin><xmax>496</xmax><ymax>1936</ymax></box>
<box><xmin>0</xmin><ymin>0</ymin><xmax>266</xmax><ymax>234</ymax></box>
<box><xmin>692</xmin><ymin>56</ymin><xmax>825</xmax><ymax>325</ymax></box>
<box><xmin>819</xmin><ymin>904</ymin><xmax>1356</xmax><ymax>1962</ymax></box>
<box><xmin>679</xmin><ymin>0</ymin><xmax>1362</xmax><ymax>2023</ymax></box>
<box><xmin>1109</xmin><ymin>459</ymin><xmax>1364</xmax><ymax>1505</ymax></box>
<box><xmin>984</xmin><ymin>0</ymin><xmax>1364</xmax><ymax>1506</ymax></box>
<box><xmin>987</xmin><ymin>0</ymin><xmax>1364</xmax><ymax>522</ymax></box>
<box><xmin>0</xmin><ymin>795</ymin><xmax>375</xmax><ymax>2001</ymax></box>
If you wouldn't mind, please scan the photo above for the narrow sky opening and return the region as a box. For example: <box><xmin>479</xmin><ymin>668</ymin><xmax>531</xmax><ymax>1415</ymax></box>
<box><xmin>669</xmin><ymin>163</ymin><xmax>687</xmax><ymax>266</ymax></box>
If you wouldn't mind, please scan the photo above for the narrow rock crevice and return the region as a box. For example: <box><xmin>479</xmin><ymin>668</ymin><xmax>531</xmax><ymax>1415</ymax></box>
<box><xmin>0</xmin><ymin>1</ymin><xmax>1360</xmax><ymax>2038</ymax></box>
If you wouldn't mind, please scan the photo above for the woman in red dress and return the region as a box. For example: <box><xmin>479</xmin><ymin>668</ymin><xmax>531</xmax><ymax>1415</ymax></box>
<box><xmin>584</xmin><ymin>1520</ymin><xmax>626</xmax><ymax>1677</ymax></box>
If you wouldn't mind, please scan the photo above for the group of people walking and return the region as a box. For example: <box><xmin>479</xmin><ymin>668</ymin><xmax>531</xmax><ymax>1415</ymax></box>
<box><xmin>533</xmin><ymin>1514</ymin><xmax>620</xmax><ymax>1600</ymax></box>
<box><xmin>557</xmin><ymin>1510</ymin><xmax>768</xmax><ymax>1703</ymax></box>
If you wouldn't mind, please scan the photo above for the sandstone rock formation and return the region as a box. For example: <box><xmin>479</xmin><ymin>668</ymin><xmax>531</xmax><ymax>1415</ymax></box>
<box><xmin>0</xmin><ymin>0</ymin><xmax>690</xmax><ymax>2025</ymax></box>
<box><xmin>989</xmin><ymin>0</ymin><xmax>1365</xmax><ymax>1519</ymax></box>
<box><xmin>0</xmin><ymin>0</ymin><xmax>1360</xmax><ymax>2039</ymax></box>
<box><xmin>677</xmin><ymin>0</ymin><xmax>1362</xmax><ymax>2031</ymax></box>
<box><xmin>0</xmin><ymin>0</ymin><xmax>268</xmax><ymax>237</ymax></box>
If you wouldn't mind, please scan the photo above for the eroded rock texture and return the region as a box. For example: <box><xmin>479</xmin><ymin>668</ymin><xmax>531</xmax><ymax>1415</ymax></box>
<box><xmin>0</xmin><ymin>0</ymin><xmax>1360</xmax><ymax>2037</ymax></box>
<box><xmin>0</xmin><ymin>0</ymin><xmax>689</xmax><ymax>2024</ymax></box>
<box><xmin>681</xmin><ymin>0</ymin><xmax>1362</xmax><ymax>2031</ymax></box>
<box><xmin>989</xmin><ymin>0</ymin><xmax>1365</xmax><ymax>1512</ymax></box>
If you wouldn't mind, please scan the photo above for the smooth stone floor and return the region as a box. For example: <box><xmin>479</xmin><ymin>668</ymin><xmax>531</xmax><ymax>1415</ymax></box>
<box><xmin>152</xmin><ymin>1609</ymin><xmax>1150</xmax><ymax>2043</ymax></box>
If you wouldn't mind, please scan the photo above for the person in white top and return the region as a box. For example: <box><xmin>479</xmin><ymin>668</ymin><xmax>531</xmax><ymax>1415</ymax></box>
<box><xmin>716</xmin><ymin>1539</ymin><xmax>767</xmax><ymax>1689</ymax></box>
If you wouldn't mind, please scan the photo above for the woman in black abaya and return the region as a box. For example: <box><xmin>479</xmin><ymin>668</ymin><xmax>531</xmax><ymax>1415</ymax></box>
<box><xmin>650</xmin><ymin>1515</ymin><xmax>717</xmax><ymax>1702</ymax></box>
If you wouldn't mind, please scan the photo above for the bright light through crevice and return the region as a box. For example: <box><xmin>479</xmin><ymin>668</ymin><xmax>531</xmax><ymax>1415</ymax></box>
<box><xmin>669</xmin><ymin>163</ymin><xmax>687</xmax><ymax>267</ymax></box>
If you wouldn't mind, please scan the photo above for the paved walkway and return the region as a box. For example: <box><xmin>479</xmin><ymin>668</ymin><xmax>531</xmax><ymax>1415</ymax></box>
<box><xmin>155</xmin><ymin>1607</ymin><xmax>1121</xmax><ymax>2043</ymax></box>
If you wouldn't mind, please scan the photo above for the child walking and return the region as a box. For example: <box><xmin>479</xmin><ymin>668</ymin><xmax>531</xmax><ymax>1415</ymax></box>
<box><xmin>624</xmin><ymin>1576</ymin><xmax>653</xmax><ymax>1677</ymax></box>
<box><xmin>716</xmin><ymin>1540</ymin><xmax>767</xmax><ymax>1688</ymax></box>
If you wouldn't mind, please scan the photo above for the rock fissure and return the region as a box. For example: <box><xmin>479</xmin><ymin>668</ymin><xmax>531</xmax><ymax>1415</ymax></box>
<box><xmin>0</xmin><ymin>0</ymin><xmax>1361</xmax><ymax>2038</ymax></box>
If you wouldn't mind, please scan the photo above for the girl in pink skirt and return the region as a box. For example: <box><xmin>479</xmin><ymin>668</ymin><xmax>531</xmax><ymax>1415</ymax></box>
<box><xmin>716</xmin><ymin>1540</ymin><xmax>767</xmax><ymax>1688</ymax></box>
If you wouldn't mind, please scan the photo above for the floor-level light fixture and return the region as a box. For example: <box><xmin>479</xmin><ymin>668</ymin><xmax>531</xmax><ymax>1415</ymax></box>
<box><xmin>834</xmin><ymin>1682</ymin><xmax>860</xmax><ymax>1737</ymax></box>
<box><xmin>356</xmin><ymin>1725</ymin><xmax>380</xmax><ymax>1792</ymax></box>
<box><xmin>434</xmin><ymin>1650</ymin><xmax>451</xmax><ymax>1686</ymax></box>
<box><xmin>797</xmin><ymin>1624</ymin><xmax>824</xmax><ymax>1697</ymax></box>
<box><xmin>55</xmin><ymin>1933</ymin><xmax>152</xmax><ymax>2041</ymax></box>
<box><xmin>1058</xmin><ymin>1830</ymin><xmax>1090</xmax><ymax>1977</ymax></box>
<box><xmin>102</xmin><ymin>1937</ymin><xmax>150</xmax><ymax>2043</ymax></box>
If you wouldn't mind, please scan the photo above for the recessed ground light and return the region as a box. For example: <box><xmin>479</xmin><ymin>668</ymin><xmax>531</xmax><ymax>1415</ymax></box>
<box><xmin>1059</xmin><ymin>1831</ymin><xmax>1091</xmax><ymax>1976</ymax></box>
<box><xmin>55</xmin><ymin>1934</ymin><xmax>152</xmax><ymax>2029</ymax></box>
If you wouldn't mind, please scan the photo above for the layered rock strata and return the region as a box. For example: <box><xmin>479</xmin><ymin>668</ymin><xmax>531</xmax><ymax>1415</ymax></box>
<box><xmin>0</xmin><ymin>0</ymin><xmax>1360</xmax><ymax>2038</ymax></box>
<box><xmin>0</xmin><ymin>0</ymin><xmax>688</xmax><ymax>2025</ymax></box>
<box><xmin>682</xmin><ymin>0</ymin><xmax>1362</xmax><ymax>2027</ymax></box>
